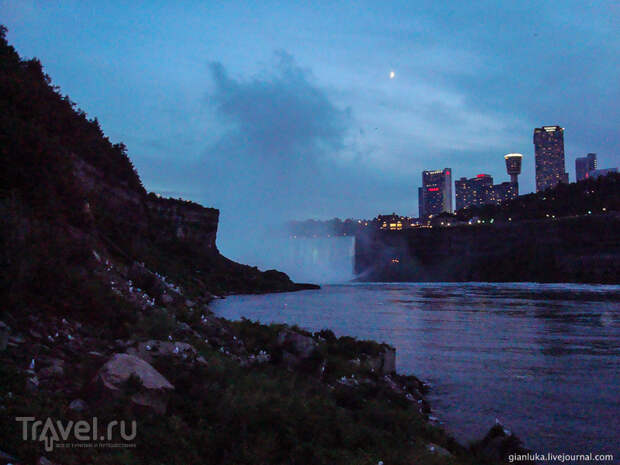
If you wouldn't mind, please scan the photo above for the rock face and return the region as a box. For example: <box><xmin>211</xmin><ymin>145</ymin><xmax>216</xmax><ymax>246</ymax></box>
<box><xmin>91</xmin><ymin>353</ymin><xmax>174</xmax><ymax>414</ymax></box>
<box><xmin>355</xmin><ymin>215</ymin><xmax>620</xmax><ymax>283</ymax></box>
<box><xmin>147</xmin><ymin>195</ymin><xmax>219</xmax><ymax>253</ymax></box>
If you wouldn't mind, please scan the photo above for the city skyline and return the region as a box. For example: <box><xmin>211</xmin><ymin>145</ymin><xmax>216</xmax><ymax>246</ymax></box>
<box><xmin>2</xmin><ymin>1</ymin><xmax>618</xmax><ymax>265</ymax></box>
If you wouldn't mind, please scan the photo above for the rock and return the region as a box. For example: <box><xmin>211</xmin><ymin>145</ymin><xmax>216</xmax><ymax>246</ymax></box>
<box><xmin>426</xmin><ymin>443</ymin><xmax>452</xmax><ymax>457</ymax></box>
<box><xmin>174</xmin><ymin>322</ymin><xmax>199</xmax><ymax>339</ymax></box>
<box><xmin>382</xmin><ymin>347</ymin><xmax>396</xmax><ymax>374</ymax></box>
<box><xmin>38</xmin><ymin>456</ymin><xmax>56</xmax><ymax>465</ymax></box>
<box><xmin>91</xmin><ymin>353</ymin><xmax>174</xmax><ymax>414</ymax></box>
<box><xmin>475</xmin><ymin>424</ymin><xmax>533</xmax><ymax>464</ymax></box>
<box><xmin>277</xmin><ymin>329</ymin><xmax>317</xmax><ymax>359</ymax></box>
<box><xmin>128</xmin><ymin>263</ymin><xmax>166</xmax><ymax>298</ymax></box>
<box><xmin>26</xmin><ymin>375</ymin><xmax>39</xmax><ymax>392</ymax></box>
<box><xmin>0</xmin><ymin>321</ymin><xmax>8</xmax><ymax>351</ymax></box>
<box><xmin>38</xmin><ymin>359</ymin><xmax>64</xmax><ymax>379</ymax></box>
<box><xmin>68</xmin><ymin>399</ymin><xmax>88</xmax><ymax>412</ymax></box>
<box><xmin>366</xmin><ymin>347</ymin><xmax>396</xmax><ymax>375</ymax></box>
<box><xmin>8</xmin><ymin>334</ymin><xmax>24</xmax><ymax>344</ymax></box>
<box><xmin>127</xmin><ymin>340</ymin><xmax>199</xmax><ymax>364</ymax></box>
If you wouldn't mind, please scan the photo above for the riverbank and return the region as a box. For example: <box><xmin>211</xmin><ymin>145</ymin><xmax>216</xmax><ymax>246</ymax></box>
<box><xmin>0</xmin><ymin>287</ymin><xmax>532</xmax><ymax>464</ymax></box>
<box><xmin>355</xmin><ymin>214</ymin><xmax>620</xmax><ymax>284</ymax></box>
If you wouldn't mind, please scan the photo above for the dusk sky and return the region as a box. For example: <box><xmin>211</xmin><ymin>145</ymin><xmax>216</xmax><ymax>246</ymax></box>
<box><xmin>2</xmin><ymin>0</ymin><xmax>619</xmax><ymax>265</ymax></box>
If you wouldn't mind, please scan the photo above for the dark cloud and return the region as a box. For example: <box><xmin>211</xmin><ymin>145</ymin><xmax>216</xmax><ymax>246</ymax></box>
<box><xmin>196</xmin><ymin>52</ymin><xmax>358</xmax><ymax>265</ymax></box>
<box><xmin>207</xmin><ymin>51</ymin><xmax>349</xmax><ymax>163</ymax></box>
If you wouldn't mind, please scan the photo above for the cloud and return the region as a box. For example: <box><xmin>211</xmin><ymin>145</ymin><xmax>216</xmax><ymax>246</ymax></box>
<box><xmin>195</xmin><ymin>52</ymin><xmax>358</xmax><ymax>265</ymax></box>
<box><xmin>207</xmin><ymin>51</ymin><xmax>349</xmax><ymax>163</ymax></box>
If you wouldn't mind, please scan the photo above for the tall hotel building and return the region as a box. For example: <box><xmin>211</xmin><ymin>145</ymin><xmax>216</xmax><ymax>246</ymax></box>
<box><xmin>420</xmin><ymin>168</ymin><xmax>452</xmax><ymax>218</ymax></box>
<box><xmin>575</xmin><ymin>153</ymin><xmax>597</xmax><ymax>181</ymax></box>
<box><xmin>455</xmin><ymin>174</ymin><xmax>493</xmax><ymax>211</ymax></box>
<box><xmin>533</xmin><ymin>126</ymin><xmax>568</xmax><ymax>192</ymax></box>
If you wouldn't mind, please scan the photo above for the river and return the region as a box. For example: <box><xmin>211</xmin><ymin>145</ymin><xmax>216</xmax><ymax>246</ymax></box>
<box><xmin>212</xmin><ymin>282</ymin><xmax>620</xmax><ymax>459</ymax></box>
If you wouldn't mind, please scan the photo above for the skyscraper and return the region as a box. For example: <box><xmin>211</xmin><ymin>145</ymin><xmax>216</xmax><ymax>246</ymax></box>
<box><xmin>533</xmin><ymin>126</ymin><xmax>568</xmax><ymax>192</ymax></box>
<box><xmin>455</xmin><ymin>174</ymin><xmax>493</xmax><ymax>210</ymax></box>
<box><xmin>575</xmin><ymin>153</ymin><xmax>597</xmax><ymax>181</ymax></box>
<box><xmin>504</xmin><ymin>153</ymin><xmax>523</xmax><ymax>192</ymax></box>
<box><xmin>420</xmin><ymin>168</ymin><xmax>452</xmax><ymax>218</ymax></box>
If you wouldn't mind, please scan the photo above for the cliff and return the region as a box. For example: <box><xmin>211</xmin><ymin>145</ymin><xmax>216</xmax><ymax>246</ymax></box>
<box><xmin>0</xmin><ymin>26</ymin><xmax>314</xmax><ymax>320</ymax></box>
<box><xmin>355</xmin><ymin>215</ymin><xmax>620</xmax><ymax>283</ymax></box>
<box><xmin>146</xmin><ymin>194</ymin><xmax>219</xmax><ymax>252</ymax></box>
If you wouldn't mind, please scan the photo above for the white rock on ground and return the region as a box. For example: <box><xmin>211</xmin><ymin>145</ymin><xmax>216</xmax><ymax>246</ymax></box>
<box><xmin>91</xmin><ymin>353</ymin><xmax>174</xmax><ymax>414</ymax></box>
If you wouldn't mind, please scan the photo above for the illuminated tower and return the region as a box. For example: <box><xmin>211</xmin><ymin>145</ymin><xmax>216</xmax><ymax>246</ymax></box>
<box><xmin>533</xmin><ymin>126</ymin><xmax>568</xmax><ymax>192</ymax></box>
<box><xmin>504</xmin><ymin>153</ymin><xmax>523</xmax><ymax>194</ymax></box>
<box><xmin>575</xmin><ymin>153</ymin><xmax>597</xmax><ymax>181</ymax></box>
<box><xmin>421</xmin><ymin>168</ymin><xmax>452</xmax><ymax>217</ymax></box>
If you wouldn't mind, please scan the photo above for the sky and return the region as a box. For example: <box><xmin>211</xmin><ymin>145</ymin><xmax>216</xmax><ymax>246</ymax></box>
<box><xmin>2</xmin><ymin>0</ymin><xmax>619</xmax><ymax>269</ymax></box>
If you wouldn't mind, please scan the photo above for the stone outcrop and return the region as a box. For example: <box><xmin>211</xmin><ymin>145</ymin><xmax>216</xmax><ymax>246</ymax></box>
<box><xmin>146</xmin><ymin>195</ymin><xmax>219</xmax><ymax>253</ymax></box>
<box><xmin>91</xmin><ymin>353</ymin><xmax>174</xmax><ymax>414</ymax></box>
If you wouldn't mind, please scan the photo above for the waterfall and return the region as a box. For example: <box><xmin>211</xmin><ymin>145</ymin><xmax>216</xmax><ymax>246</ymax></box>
<box><xmin>267</xmin><ymin>235</ymin><xmax>356</xmax><ymax>284</ymax></box>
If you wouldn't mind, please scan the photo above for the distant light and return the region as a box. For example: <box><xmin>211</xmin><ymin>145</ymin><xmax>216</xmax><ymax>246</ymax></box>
<box><xmin>389</xmin><ymin>70</ymin><xmax>395</xmax><ymax>79</ymax></box>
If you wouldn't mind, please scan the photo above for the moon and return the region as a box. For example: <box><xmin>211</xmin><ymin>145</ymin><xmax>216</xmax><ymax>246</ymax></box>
<box><xmin>389</xmin><ymin>70</ymin><xmax>395</xmax><ymax>79</ymax></box>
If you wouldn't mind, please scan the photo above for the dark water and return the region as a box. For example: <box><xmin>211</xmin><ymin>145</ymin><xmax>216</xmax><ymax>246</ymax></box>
<box><xmin>213</xmin><ymin>283</ymin><xmax>620</xmax><ymax>459</ymax></box>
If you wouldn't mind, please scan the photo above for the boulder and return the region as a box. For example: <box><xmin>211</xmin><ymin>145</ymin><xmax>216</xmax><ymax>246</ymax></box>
<box><xmin>426</xmin><ymin>443</ymin><xmax>452</xmax><ymax>457</ymax></box>
<box><xmin>38</xmin><ymin>359</ymin><xmax>65</xmax><ymax>379</ymax></box>
<box><xmin>128</xmin><ymin>263</ymin><xmax>166</xmax><ymax>298</ymax></box>
<box><xmin>277</xmin><ymin>329</ymin><xmax>317</xmax><ymax>359</ymax></box>
<box><xmin>91</xmin><ymin>353</ymin><xmax>174</xmax><ymax>414</ymax></box>
<box><xmin>366</xmin><ymin>347</ymin><xmax>396</xmax><ymax>375</ymax></box>
<box><xmin>68</xmin><ymin>399</ymin><xmax>89</xmax><ymax>412</ymax></box>
<box><xmin>474</xmin><ymin>424</ymin><xmax>534</xmax><ymax>464</ymax></box>
<box><xmin>0</xmin><ymin>321</ymin><xmax>8</xmax><ymax>351</ymax></box>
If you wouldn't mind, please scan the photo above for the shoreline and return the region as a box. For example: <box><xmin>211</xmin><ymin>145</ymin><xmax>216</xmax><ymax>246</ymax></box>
<box><xmin>0</xmin><ymin>277</ymin><xmax>534</xmax><ymax>464</ymax></box>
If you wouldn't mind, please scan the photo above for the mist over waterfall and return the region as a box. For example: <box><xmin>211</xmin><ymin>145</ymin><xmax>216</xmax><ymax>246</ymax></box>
<box><xmin>263</xmin><ymin>236</ymin><xmax>355</xmax><ymax>284</ymax></box>
<box><xmin>220</xmin><ymin>229</ymin><xmax>356</xmax><ymax>284</ymax></box>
